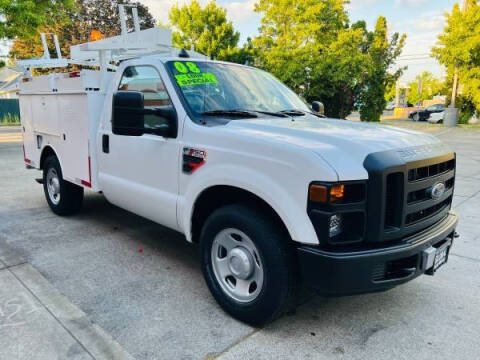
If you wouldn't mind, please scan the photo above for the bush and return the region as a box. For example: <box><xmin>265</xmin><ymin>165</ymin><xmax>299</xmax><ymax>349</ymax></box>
<box><xmin>0</xmin><ymin>114</ymin><xmax>20</xmax><ymax>125</ymax></box>
<box><xmin>457</xmin><ymin>96</ymin><xmax>477</xmax><ymax>124</ymax></box>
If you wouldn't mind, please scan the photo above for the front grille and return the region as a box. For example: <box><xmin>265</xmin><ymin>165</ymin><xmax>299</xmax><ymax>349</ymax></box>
<box><xmin>404</xmin><ymin>157</ymin><xmax>455</xmax><ymax>229</ymax></box>
<box><xmin>408</xmin><ymin>159</ymin><xmax>455</xmax><ymax>181</ymax></box>
<box><xmin>406</xmin><ymin>196</ymin><xmax>452</xmax><ymax>225</ymax></box>
<box><xmin>407</xmin><ymin>177</ymin><xmax>454</xmax><ymax>204</ymax></box>
<box><xmin>364</xmin><ymin>150</ymin><xmax>455</xmax><ymax>243</ymax></box>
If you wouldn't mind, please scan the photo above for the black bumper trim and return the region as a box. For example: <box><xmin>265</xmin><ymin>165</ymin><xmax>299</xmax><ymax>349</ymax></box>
<box><xmin>297</xmin><ymin>212</ymin><xmax>458</xmax><ymax>296</ymax></box>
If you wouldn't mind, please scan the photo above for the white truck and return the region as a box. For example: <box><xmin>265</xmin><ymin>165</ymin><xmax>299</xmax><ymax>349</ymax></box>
<box><xmin>18</xmin><ymin>9</ymin><xmax>458</xmax><ymax>325</ymax></box>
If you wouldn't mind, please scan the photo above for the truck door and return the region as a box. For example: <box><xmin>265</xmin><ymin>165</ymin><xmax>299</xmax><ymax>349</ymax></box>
<box><xmin>98</xmin><ymin>65</ymin><xmax>180</xmax><ymax>231</ymax></box>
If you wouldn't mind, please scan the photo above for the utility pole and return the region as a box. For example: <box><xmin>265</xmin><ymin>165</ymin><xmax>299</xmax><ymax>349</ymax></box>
<box><xmin>451</xmin><ymin>68</ymin><xmax>458</xmax><ymax>108</ymax></box>
<box><xmin>418</xmin><ymin>78</ymin><xmax>423</xmax><ymax>106</ymax></box>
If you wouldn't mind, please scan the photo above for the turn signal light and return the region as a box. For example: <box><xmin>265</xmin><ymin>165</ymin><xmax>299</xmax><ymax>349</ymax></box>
<box><xmin>309</xmin><ymin>184</ymin><xmax>328</xmax><ymax>203</ymax></box>
<box><xmin>309</xmin><ymin>184</ymin><xmax>346</xmax><ymax>203</ymax></box>
<box><xmin>330</xmin><ymin>184</ymin><xmax>345</xmax><ymax>203</ymax></box>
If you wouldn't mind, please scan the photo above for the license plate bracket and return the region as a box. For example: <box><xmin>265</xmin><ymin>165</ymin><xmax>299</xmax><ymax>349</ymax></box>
<box><xmin>425</xmin><ymin>239</ymin><xmax>452</xmax><ymax>275</ymax></box>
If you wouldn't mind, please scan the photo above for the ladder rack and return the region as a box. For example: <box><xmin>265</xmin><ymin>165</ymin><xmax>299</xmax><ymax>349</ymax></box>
<box><xmin>16</xmin><ymin>5</ymin><xmax>207</xmax><ymax>91</ymax></box>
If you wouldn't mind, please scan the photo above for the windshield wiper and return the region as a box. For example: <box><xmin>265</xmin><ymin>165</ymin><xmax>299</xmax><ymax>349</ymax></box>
<box><xmin>278</xmin><ymin>109</ymin><xmax>326</xmax><ymax>118</ymax></box>
<box><xmin>201</xmin><ymin>110</ymin><xmax>258</xmax><ymax>118</ymax></box>
<box><xmin>248</xmin><ymin>110</ymin><xmax>289</xmax><ymax>118</ymax></box>
<box><xmin>278</xmin><ymin>109</ymin><xmax>307</xmax><ymax>116</ymax></box>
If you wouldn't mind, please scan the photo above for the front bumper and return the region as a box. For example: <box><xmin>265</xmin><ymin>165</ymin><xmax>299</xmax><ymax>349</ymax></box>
<box><xmin>297</xmin><ymin>212</ymin><xmax>458</xmax><ymax>296</ymax></box>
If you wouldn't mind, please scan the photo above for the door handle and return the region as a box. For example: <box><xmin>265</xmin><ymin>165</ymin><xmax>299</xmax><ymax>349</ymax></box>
<box><xmin>102</xmin><ymin>134</ymin><xmax>109</xmax><ymax>153</ymax></box>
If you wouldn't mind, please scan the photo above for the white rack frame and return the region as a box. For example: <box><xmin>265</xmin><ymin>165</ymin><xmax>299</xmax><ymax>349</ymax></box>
<box><xmin>16</xmin><ymin>5</ymin><xmax>207</xmax><ymax>91</ymax></box>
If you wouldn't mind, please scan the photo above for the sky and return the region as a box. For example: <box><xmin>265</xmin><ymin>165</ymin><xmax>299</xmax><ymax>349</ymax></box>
<box><xmin>138</xmin><ymin>0</ymin><xmax>459</xmax><ymax>83</ymax></box>
<box><xmin>1</xmin><ymin>0</ymin><xmax>459</xmax><ymax>83</ymax></box>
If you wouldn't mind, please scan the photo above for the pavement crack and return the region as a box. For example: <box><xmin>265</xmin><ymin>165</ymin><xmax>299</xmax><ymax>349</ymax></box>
<box><xmin>450</xmin><ymin>253</ymin><xmax>480</xmax><ymax>263</ymax></box>
<box><xmin>209</xmin><ymin>327</ymin><xmax>262</xmax><ymax>359</ymax></box>
<box><xmin>0</xmin><ymin>261</ymin><xmax>28</xmax><ymax>270</ymax></box>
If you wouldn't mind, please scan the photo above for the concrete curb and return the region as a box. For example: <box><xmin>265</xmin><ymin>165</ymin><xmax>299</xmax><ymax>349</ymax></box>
<box><xmin>9</xmin><ymin>264</ymin><xmax>135</xmax><ymax>360</ymax></box>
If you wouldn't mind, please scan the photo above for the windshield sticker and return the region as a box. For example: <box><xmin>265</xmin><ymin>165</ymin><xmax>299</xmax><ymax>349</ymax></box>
<box><xmin>174</xmin><ymin>61</ymin><xmax>188</xmax><ymax>73</ymax></box>
<box><xmin>174</xmin><ymin>61</ymin><xmax>201</xmax><ymax>74</ymax></box>
<box><xmin>175</xmin><ymin>73</ymin><xmax>218</xmax><ymax>87</ymax></box>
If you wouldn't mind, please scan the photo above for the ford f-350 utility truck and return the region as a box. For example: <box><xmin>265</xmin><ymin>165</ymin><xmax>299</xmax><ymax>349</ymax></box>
<box><xmin>18</xmin><ymin>10</ymin><xmax>458</xmax><ymax>325</ymax></box>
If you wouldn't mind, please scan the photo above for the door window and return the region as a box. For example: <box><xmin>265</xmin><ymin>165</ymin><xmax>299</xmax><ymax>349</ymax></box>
<box><xmin>118</xmin><ymin>66</ymin><xmax>173</xmax><ymax>128</ymax></box>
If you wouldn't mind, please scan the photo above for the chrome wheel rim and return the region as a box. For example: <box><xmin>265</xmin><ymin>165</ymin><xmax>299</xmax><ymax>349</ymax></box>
<box><xmin>211</xmin><ymin>228</ymin><xmax>264</xmax><ymax>303</ymax></box>
<box><xmin>46</xmin><ymin>168</ymin><xmax>61</xmax><ymax>205</ymax></box>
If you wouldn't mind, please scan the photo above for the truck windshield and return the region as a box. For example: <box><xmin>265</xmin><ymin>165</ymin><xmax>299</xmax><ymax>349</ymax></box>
<box><xmin>166</xmin><ymin>61</ymin><xmax>311</xmax><ymax>118</ymax></box>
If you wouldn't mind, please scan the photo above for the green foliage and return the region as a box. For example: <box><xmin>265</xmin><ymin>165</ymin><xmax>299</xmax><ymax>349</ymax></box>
<box><xmin>384</xmin><ymin>82</ymin><xmax>396</xmax><ymax>102</ymax></box>
<box><xmin>253</xmin><ymin>1</ymin><xmax>405</xmax><ymax>120</ymax></box>
<box><xmin>217</xmin><ymin>38</ymin><xmax>256</xmax><ymax>65</ymax></box>
<box><xmin>0</xmin><ymin>0</ymin><xmax>74</xmax><ymax>39</ymax></box>
<box><xmin>406</xmin><ymin>72</ymin><xmax>444</xmax><ymax>105</ymax></box>
<box><xmin>10</xmin><ymin>0</ymin><xmax>155</xmax><ymax>61</ymax></box>
<box><xmin>169</xmin><ymin>0</ymin><xmax>239</xmax><ymax>59</ymax></box>
<box><xmin>358</xmin><ymin>16</ymin><xmax>406</xmax><ymax>122</ymax></box>
<box><xmin>0</xmin><ymin>113</ymin><xmax>20</xmax><ymax>125</ymax></box>
<box><xmin>253</xmin><ymin>0</ymin><xmax>361</xmax><ymax>118</ymax></box>
<box><xmin>0</xmin><ymin>59</ymin><xmax>5</xmax><ymax>68</ymax></box>
<box><xmin>432</xmin><ymin>0</ymin><xmax>480</xmax><ymax>115</ymax></box>
<box><xmin>457</xmin><ymin>95</ymin><xmax>477</xmax><ymax>124</ymax></box>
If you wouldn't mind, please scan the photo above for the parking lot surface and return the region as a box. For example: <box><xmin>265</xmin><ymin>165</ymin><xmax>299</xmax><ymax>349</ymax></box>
<box><xmin>1</xmin><ymin>125</ymin><xmax>480</xmax><ymax>359</ymax></box>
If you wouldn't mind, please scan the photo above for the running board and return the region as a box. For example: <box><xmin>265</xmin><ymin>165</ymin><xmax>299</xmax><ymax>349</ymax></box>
<box><xmin>35</xmin><ymin>178</ymin><xmax>44</xmax><ymax>184</ymax></box>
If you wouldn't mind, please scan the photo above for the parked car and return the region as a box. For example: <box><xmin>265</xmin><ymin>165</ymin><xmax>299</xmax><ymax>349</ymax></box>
<box><xmin>385</xmin><ymin>100</ymin><xmax>395</xmax><ymax>111</ymax></box>
<box><xmin>409</xmin><ymin>103</ymin><xmax>445</xmax><ymax>121</ymax></box>
<box><xmin>17</xmin><ymin>9</ymin><xmax>459</xmax><ymax>325</ymax></box>
<box><xmin>428</xmin><ymin>111</ymin><xmax>445</xmax><ymax>124</ymax></box>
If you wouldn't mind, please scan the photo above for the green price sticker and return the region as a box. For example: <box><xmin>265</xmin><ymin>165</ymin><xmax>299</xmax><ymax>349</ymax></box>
<box><xmin>175</xmin><ymin>73</ymin><xmax>218</xmax><ymax>87</ymax></box>
<box><xmin>174</xmin><ymin>61</ymin><xmax>188</xmax><ymax>73</ymax></box>
<box><xmin>174</xmin><ymin>61</ymin><xmax>201</xmax><ymax>74</ymax></box>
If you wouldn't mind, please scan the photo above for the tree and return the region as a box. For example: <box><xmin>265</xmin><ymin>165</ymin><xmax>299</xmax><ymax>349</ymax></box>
<box><xmin>358</xmin><ymin>16</ymin><xmax>406</xmax><ymax>122</ymax></box>
<box><xmin>253</xmin><ymin>1</ymin><xmax>404</xmax><ymax>120</ymax></box>
<box><xmin>218</xmin><ymin>37</ymin><xmax>256</xmax><ymax>65</ymax></box>
<box><xmin>169</xmin><ymin>0</ymin><xmax>239</xmax><ymax>59</ymax></box>
<box><xmin>10</xmin><ymin>0</ymin><xmax>155</xmax><ymax>60</ymax></box>
<box><xmin>432</xmin><ymin>0</ymin><xmax>480</xmax><ymax>119</ymax></box>
<box><xmin>0</xmin><ymin>0</ymin><xmax>74</xmax><ymax>39</ymax></box>
<box><xmin>254</xmin><ymin>0</ymin><xmax>364</xmax><ymax>118</ymax></box>
<box><xmin>406</xmin><ymin>72</ymin><xmax>444</xmax><ymax>105</ymax></box>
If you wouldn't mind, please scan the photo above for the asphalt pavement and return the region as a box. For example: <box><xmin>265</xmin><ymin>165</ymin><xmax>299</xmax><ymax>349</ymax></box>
<box><xmin>1</xmin><ymin>125</ymin><xmax>480</xmax><ymax>360</ymax></box>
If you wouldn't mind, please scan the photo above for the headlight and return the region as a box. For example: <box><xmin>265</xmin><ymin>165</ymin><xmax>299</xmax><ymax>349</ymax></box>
<box><xmin>307</xmin><ymin>182</ymin><xmax>367</xmax><ymax>245</ymax></box>
<box><xmin>329</xmin><ymin>214</ymin><xmax>343</xmax><ymax>237</ymax></box>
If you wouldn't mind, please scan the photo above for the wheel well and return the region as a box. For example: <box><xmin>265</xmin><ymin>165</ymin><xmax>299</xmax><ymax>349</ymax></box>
<box><xmin>40</xmin><ymin>146</ymin><xmax>57</xmax><ymax>170</ymax></box>
<box><xmin>190</xmin><ymin>185</ymin><xmax>291</xmax><ymax>243</ymax></box>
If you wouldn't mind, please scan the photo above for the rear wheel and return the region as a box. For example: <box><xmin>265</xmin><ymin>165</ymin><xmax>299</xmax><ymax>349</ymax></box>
<box><xmin>43</xmin><ymin>155</ymin><xmax>84</xmax><ymax>215</ymax></box>
<box><xmin>413</xmin><ymin>113</ymin><xmax>420</xmax><ymax>122</ymax></box>
<box><xmin>200</xmin><ymin>204</ymin><xmax>297</xmax><ymax>325</ymax></box>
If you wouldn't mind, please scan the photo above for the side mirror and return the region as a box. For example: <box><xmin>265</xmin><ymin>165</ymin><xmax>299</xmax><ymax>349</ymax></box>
<box><xmin>112</xmin><ymin>91</ymin><xmax>177</xmax><ymax>137</ymax></box>
<box><xmin>144</xmin><ymin>107</ymin><xmax>177</xmax><ymax>137</ymax></box>
<box><xmin>112</xmin><ymin>91</ymin><xmax>145</xmax><ymax>136</ymax></box>
<box><xmin>312</xmin><ymin>101</ymin><xmax>325</xmax><ymax>115</ymax></box>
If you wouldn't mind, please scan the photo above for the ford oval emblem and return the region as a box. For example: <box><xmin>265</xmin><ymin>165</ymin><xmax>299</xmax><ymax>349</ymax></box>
<box><xmin>429</xmin><ymin>182</ymin><xmax>446</xmax><ymax>200</ymax></box>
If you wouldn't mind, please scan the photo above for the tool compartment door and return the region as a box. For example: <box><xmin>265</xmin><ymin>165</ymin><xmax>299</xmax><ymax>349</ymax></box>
<box><xmin>58</xmin><ymin>94</ymin><xmax>90</xmax><ymax>186</ymax></box>
<box><xmin>18</xmin><ymin>95</ymin><xmax>38</xmax><ymax>166</ymax></box>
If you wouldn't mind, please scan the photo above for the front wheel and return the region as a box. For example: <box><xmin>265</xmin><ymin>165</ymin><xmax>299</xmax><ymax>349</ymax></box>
<box><xmin>200</xmin><ymin>204</ymin><xmax>297</xmax><ymax>325</ymax></box>
<box><xmin>43</xmin><ymin>155</ymin><xmax>84</xmax><ymax>215</ymax></box>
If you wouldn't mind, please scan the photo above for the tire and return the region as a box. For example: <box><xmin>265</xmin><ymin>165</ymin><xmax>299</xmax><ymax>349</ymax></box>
<box><xmin>413</xmin><ymin>113</ymin><xmax>420</xmax><ymax>122</ymax></box>
<box><xmin>43</xmin><ymin>155</ymin><xmax>84</xmax><ymax>215</ymax></box>
<box><xmin>200</xmin><ymin>204</ymin><xmax>297</xmax><ymax>326</ymax></box>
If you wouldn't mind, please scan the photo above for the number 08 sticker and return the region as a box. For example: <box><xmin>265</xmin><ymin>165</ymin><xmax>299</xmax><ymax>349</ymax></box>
<box><xmin>173</xmin><ymin>61</ymin><xmax>218</xmax><ymax>87</ymax></box>
<box><xmin>174</xmin><ymin>61</ymin><xmax>201</xmax><ymax>74</ymax></box>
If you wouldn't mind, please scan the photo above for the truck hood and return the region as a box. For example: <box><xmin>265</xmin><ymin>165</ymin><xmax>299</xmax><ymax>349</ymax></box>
<box><xmin>224</xmin><ymin>115</ymin><xmax>450</xmax><ymax>180</ymax></box>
